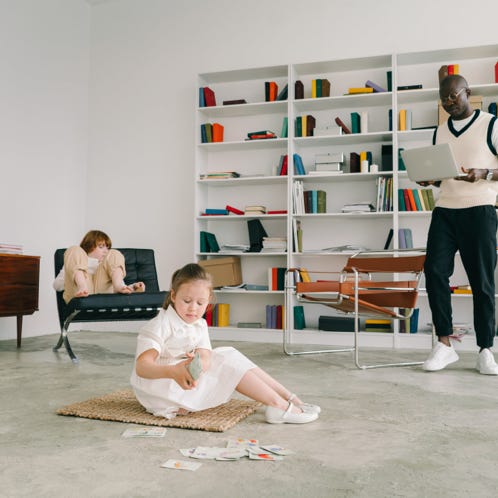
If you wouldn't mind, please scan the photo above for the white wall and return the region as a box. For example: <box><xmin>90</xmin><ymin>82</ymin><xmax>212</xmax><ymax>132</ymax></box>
<box><xmin>0</xmin><ymin>0</ymin><xmax>90</xmax><ymax>340</ymax></box>
<box><xmin>2</xmin><ymin>0</ymin><xmax>497</xmax><ymax>341</ymax></box>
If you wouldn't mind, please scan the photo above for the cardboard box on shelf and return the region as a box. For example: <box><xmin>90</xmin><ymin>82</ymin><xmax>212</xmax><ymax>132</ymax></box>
<box><xmin>438</xmin><ymin>95</ymin><xmax>482</xmax><ymax>125</ymax></box>
<box><xmin>199</xmin><ymin>257</ymin><xmax>242</xmax><ymax>288</ymax></box>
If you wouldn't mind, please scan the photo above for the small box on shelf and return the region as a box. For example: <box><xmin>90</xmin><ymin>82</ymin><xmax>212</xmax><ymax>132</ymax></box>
<box><xmin>199</xmin><ymin>257</ymin><xmax>242</xmax><ymax>288</ymax></box>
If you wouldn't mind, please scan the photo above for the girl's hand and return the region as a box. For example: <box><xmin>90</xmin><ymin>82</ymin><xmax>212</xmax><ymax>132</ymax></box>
<box><xmin>174</xmin><ymin>359</ymin><xmax>197</xmax><ymax>390</ymax></box>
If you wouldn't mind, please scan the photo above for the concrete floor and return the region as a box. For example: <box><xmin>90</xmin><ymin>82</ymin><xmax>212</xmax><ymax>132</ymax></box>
<box><xmin>2</xmin><ymin>332</ymin><xmax>498</xmax><ymax>498</ymax></box>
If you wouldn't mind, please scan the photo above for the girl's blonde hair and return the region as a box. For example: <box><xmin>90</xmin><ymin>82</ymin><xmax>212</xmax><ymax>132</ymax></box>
<box><xmin>80</xmin><ymin>230</ymin><xmax>112</xmax><ymax>254</ymax></box>
<box><xmin>163</xmin><ymin>263</ymin><xmax>213</xmax><ymax>309</ymax></box>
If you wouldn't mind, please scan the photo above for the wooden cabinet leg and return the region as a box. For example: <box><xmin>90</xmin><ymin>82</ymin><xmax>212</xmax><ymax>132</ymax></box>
<box><xmin>17</xmin><ymin>315</ymin><xmax>23</xmax><ymax>348</ymax></box>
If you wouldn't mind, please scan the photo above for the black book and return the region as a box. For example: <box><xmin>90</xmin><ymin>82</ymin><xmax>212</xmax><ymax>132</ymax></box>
<box><xmin>247</xmin><ymin>219</ymin><xmax>268</xmax><ymax>252</ymax></box>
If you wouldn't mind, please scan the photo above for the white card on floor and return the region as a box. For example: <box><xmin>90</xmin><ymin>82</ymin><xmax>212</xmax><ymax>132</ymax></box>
<box><xmin>161</xmin><ymin>459</ymin><xmax>202</xmax><ymax>471</ymax></box>
<box><xmin>260</xmin><ymin>444</ymin><xmax>295</xmax><ymax>456</ymax></box>
<box><xmin>226</xmin><ymin>438</ymin><xmax>259</xmax><ymax>448</ymax></box>
<box><xmin>248</xmin><ymin>452</ymin><xmax>284</xmax><ymax>461</ymax></box>
<box><xmin>121</xmin><ymin>427</ymin><xmax>167</xmax><ymax>438</ymax></box>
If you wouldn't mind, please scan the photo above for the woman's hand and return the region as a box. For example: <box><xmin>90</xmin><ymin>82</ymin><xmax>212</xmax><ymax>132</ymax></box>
<box><xmin>455</xmin><ymin>167</ymin><xmax>486</xmax><ymax>182</ymax></box>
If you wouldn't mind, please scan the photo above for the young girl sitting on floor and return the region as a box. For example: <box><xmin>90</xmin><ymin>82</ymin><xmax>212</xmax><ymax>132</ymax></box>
<box><xmin>53</xmin><ymin>230</ymin><xmax>145</xmax><ymax>303</ymax></box>
<box><xmin>130</xmin><ymin>263</ymin><xmax>320</xmax><ymax>424</ymax></box>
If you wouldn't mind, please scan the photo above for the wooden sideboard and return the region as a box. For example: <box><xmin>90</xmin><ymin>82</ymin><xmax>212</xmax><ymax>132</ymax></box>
<box><xmin>0</xmin><ymin>254</ymin><xmax>40</xmax><ymax>347</ymax></box>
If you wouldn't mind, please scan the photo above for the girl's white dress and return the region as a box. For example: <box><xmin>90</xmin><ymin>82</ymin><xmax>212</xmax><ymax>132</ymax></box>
<box><xmin>130</xmin><ymin>306</ymin><xmax>256</xmax><ymax>419</ymax></box>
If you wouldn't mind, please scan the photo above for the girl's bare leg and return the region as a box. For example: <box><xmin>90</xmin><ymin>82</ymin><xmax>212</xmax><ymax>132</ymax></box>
<box><xmin>235</xmin><ymin>369</ymin><xmax>302</xmax><ymax>414</ymax></box>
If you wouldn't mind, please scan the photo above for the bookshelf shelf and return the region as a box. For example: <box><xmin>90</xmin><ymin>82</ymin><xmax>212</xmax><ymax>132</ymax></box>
<box><xmin>196</xmin><ymin>43</ymin><xmax>498</xmax><ymax>350</ymax></box>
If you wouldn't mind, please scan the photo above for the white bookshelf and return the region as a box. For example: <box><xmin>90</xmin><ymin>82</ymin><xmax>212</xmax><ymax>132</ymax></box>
<box><xmin>195</xmin><ymin>43</ymin><xmax>498</xmax><ymax>351</ymax></box>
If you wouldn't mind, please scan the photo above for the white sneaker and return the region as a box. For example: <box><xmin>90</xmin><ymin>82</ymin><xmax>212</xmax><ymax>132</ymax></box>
<box><xmin>476</xmin><ymin>349</ymin><xmax>498</xmax><ymax>375</ymax></box>
<box><xmin>422</xmin><ymin>341</ymin><xmax>459</xmax><ymax>371</ymax></box>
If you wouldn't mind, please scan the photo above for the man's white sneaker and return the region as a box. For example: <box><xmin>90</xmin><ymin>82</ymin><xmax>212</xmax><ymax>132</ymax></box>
<box><xmin>476</xmin><ymin>348</ymin><xmax>498</xmax><ymax>375</ymax></box>
<box><xmin>422</xmin><ymin>341</ymin><xmax>459</xmax><ymax>371</ymax></box>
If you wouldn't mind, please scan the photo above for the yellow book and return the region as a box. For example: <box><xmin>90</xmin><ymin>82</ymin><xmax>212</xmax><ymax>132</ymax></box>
<box><xmin>217</xmin><ymin>303</ymin><xmax>230</xmax><ymax>326</ymax></box>
<box><xmin>360</xmin><ymin>151</ymin><xmax>367</xmax><ymax>162</ymax></box>
<box><xmin>399</xmin><ymin>109</ymin><xmax>406</xmax><ymax>131</ymax></box>
<box><xmin>299</xmin><ymin>268</ymin><xmax>311</xmax><ymax>282</ymax></box>
<box><xmin>301</xmin><ymin>115</ymin><xmax>307</xmax><ymax>137</ymax></box>
<box><xmin>453</xmin><ymin>289</ymin><xmax>472</xmax><ymax>294</ymax></box>
<box><xmin>453</xmin><ymin>64</ymin><xmax>459</xmax><ymax>75</ymax></box>
<box><xmin>311</xmin><ymin>79</ymin><xmax>317</xmax><ymax>98</ymax></box>
<box><xmin>417</xmin><ymin>189</ymin><xmax>427</xmax><ymax>210</ymax></box>
<box><xmin>348</xmin><ymin>87</ymin><xmax>374</xmax><ymax>94</ymax></box>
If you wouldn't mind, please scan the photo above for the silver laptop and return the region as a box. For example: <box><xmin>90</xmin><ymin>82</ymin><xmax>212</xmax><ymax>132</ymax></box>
<box><xmin>400</xmin><ymin>143</ymin><xmax>465</xmax><ymax>182</ymax></box>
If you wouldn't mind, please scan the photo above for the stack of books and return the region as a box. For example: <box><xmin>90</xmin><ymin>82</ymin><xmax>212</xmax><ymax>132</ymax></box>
<box><xmin>199</xmin><ymin>171</ymin><xmax>240</xmax><ymax>180</ymax></box>
<box><xmin>199</xmin><ymin>86</ymin><xmax>216</xmax><ymax>107</ymax></box>
<box><xmin>262</xmin><ymin>237</ymin><xmax>287</xmax><ymax>253</ymax></box>
<box><xmin>246</xmin><ymin>130</ymin><xmax>276</xmax><ymax>140</ymax></box>
<box><xmin>200</xmin><ymin>122</ymin><xmax>224</xmax><ymax>143</ymax></box>
<box><xmin>347</xmin><ymin>87</ymin><xmax>374</xmax><ymax>95</ymax></box>
<box><xmin>365</xmin><ymin>319</ymin><xmax>392</xmax><ymax>332</ymax></box>
<box><xmin>0</xmin><ymin>243</ymin><xmax>23</xmax><ymax>254</ymax></box>
<box><xmin>295</xmin><ymin>115</ymin><xmax>316</xmax><ymax>137</ymax></box>
<box><xmin>303</xmin><ymin>190</ymin><xmax>326</xmax><ymax>213</ymax></box>
<box><xmin>311</xmin><ymin>79</ymin><xmax>331</xmax><ymax>98</ymax></box>
<box><xmin>265</xmin><ymin>304</ymin><xmax>284</xmax><ymax>329</ymax></box>
<box><xmin>204</xmin><ymin>303</ymin><xmax>230</xmax><ymax>327</ymax></box>
<box><xmin>399</xmin><ymin>308</ymin><xmax>419</xmax><ymax>333</ymax></box>
<box><xmin>341</xmin><ymin>202</ymin><xmax>375</xmax><ymax>213</ymax></box>
<box><xmin>268</xmin><ymin>267</ymin><xmax>286</xmax><ymax>290</ymax></box>
<box><xmin>244</xmin><ymin>205</ymin><xmax>266</xmax><ymax>215</ymax></box>
<box><xmin>311</xmin><ymin>153</ymin><xmax>344</xmax><ymax>174</ymax></box>
<box><xmin>398</xmin><ymin>188</ymin><xmax>435</xmax><ymax>211</ymax></box>
<box><xmin>376</xmin><ymin>176</ymin><xmax>393</xmax><ymax>212</ymax></box>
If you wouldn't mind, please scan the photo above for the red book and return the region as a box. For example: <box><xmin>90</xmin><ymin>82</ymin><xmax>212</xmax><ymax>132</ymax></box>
<box><xmin>280</xmin><ymin>155</ymin><xmax>288</xmax><ymax>175</ymax></box>
<box><xmin>204</xmin><ymin>305</ymin><xmax>213</xmax><ymax>326</ymax></box>
<box><xmin>448</xmin><ymin>64</ymin><xmax>455</xmax><ymax>75</ymax></box>
<box><xmin>276</xmin><ymin>305</ymin><xmax>283</xmax><ymax>329</ymax></box>
<box><xmin>335</xmin><ymin>117</ymin><xmax>351</xmax><ymax>134</ymax></box>
<box><xmin>225</xmin><ymin>205</ymin><xmax>244</xmax><ymax>215</ymax></box>
<box><xmin>203</xmin><ymin>87</ymin><xmax>216</xmax><ymax>107</ymax></box>
<box><xmin>267</xmin><ymin>210</ymin><xmax>287</xmax><ymax>214</ymax></box>
<box><xmin>403</xmin><ymin>189</ymin><xmax>412</xmax><ymax>211</ymax></box>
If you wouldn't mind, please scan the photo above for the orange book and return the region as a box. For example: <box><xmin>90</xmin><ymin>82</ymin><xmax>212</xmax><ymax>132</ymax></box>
<box><xmin>406</xmin><ymin>189</ymin><xmax>417</xmax><ymax>211</ymax></box>
<box><xmin>212</xmin><ymin>123</ymin><xmax>224</xmax><ymax>142</ymax></box>
<box><xmin>269</xmin><ymin>82</ymin><xmax>278</xmax><ymax>101</ymax></box>
<box><xmin>272</xmin><ymin>267</ymin><xmax>278</xmax><ymax>291</ymax></box>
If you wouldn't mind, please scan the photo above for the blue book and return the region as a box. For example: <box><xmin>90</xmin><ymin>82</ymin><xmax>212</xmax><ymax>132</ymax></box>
<box><xmin>199</xmin><ymin>87</ymin><xmax>205</xmax><ymax>107</ymax></box>
<box><xmin>312</xmin><ymin>190</ymin><xmax>318</xmax><ymax>213</ymax></box>
<box><xmin>204</xmin><ymin>208</ymin><xmax>228</xmax><ymax>215</ymax></box>
<box><xmin>365</xmin><ymin>80</ymin><xmax>387</xmax><ymax>93</ymax></box>
<box><xmin>293</xmin><ymin>154</ymin><xmax>306</xmax><ymax>175</ymax></box>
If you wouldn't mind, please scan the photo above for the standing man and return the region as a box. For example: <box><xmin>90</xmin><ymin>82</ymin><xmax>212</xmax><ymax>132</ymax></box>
<box><xmin>422</xmin><ymin>74</ymin><xmax>498</xmax><ymax>374</ymax></box>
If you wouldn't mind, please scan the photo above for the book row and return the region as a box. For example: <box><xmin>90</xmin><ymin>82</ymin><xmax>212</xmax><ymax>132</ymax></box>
<box><xmin>205</xmin><ymin>303</ymin><xmax>230</xmax><ymax>327</ymax></box>
<box><xmin>398</xmin><ymin>188</ymin><xmax>435</xmax><ymax>211</ymax></box>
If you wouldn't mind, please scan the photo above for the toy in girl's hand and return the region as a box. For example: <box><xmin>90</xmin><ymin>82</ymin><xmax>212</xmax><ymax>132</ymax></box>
<box><xmin>187</xmin><ymin>352</ymin><xmax>202</xmax><ymax>380</ymax></box>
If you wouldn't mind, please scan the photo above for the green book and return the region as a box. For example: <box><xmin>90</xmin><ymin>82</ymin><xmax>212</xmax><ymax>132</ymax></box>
<box><xmin>317</xmin><ymin>190</ymin><xmax>326</xmax><ymax>213</ymax></box>
<box><xmin>425</xmin><ymin>189</ymin><xmax>436</xmax><ymax>210</ymax></box>
<box><xmin>293</xmin><ymin>306</ymin><xmax>306</xmax><ymax>330</ymax></box>
<box><xmin>351</xmin><ymin>112</ymin><xmax>361</xmax><ymax>134</ymax></box>
<box><xmin>295</xmin><ymin>116</ymin><xmax>302</xmax><ymax>137</ymax></box>
<box><xmin>281</xmin><ymin>117</ymin><xmax>288</xmax><ymax>138</ymax></box>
